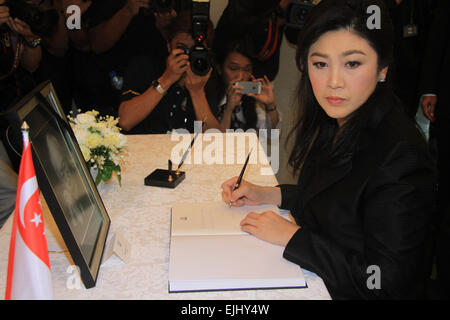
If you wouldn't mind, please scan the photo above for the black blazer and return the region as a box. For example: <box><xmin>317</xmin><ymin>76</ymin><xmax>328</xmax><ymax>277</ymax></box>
<box><xmin>279</xmin><ymin>89</ymin><xmax>436</xmax><ymax>299</ymax></box>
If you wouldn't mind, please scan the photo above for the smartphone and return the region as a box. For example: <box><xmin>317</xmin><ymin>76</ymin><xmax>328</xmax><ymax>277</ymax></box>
<box><xmin>235</xmin><ymin>81</ymin><xmax>262</xmax><ymax>95</ymax></box>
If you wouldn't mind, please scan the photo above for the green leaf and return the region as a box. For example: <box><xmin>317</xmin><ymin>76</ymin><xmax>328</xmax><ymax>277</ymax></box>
<box><xmin>101</xmin><ymin>165</ymin><xmax>113</xmax><ymax>182</ymax></box>
<box><xmin>114</xmin><ymin>166</ymin><xmax>122</xmax><ymax>186</ymax></box>
<box><xmin>95</xmin><ymin>170</ymin><xmax>102</xmax><ymax>186</ymax></box>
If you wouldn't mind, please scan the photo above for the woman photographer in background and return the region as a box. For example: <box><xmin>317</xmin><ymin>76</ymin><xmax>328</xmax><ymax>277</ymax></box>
<box><xmin>214</xmin><ymin>39</ymin><xmax>280</xmax><ymax>131</ymax></box>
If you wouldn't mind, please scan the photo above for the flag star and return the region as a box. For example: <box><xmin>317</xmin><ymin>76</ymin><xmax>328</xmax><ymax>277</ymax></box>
<box><xmin>30</xmin><ymin>213</ymin><xmax>42</xmax><ymax>228</ymax></box>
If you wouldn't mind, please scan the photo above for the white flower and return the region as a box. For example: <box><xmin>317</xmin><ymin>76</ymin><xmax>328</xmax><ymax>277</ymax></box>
<box><xmin>69</xmin><ymin>109</ymin><xmax>127</xmax><ymax>186</ymax></box>
<box><xmin>72</xmin><ymin>126</ymin><xmax>89</xmax><ymax>145</ymax></box>
<box><xmin>118</xmin><ymin>133</ymin><xmax>128</xmax><ymax>148</ymax></box>
<box><xmin>75</xmin><ymin>113</ymin><xmax>96</xmax><ymax>126</ymax></box>
<box><xmin>103</xmin><ymin>129</ymin><xmax>120</xmax><ymax>147</ymax></box>
<box><xmin>80</xmin><ymin>144</ymin><xmax>91</xmax><ymax>161</ymax></box>
<box><xmin>85</xmin><ymin>132</ymin><xmax>103</xmax><ymax>149</ymax></box>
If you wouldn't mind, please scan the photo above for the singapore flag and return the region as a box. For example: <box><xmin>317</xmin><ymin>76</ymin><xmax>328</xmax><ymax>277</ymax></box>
<box><xmin>5</xmin><ymin>123</ymin><xmax>53</xmax><ymax>300</ymax></box>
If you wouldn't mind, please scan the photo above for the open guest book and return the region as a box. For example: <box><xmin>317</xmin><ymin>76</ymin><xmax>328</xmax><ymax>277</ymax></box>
<box><xmin>168</xmin><ymin>202</ymin><xmax>307</xmax><ymax>292</ymax></box>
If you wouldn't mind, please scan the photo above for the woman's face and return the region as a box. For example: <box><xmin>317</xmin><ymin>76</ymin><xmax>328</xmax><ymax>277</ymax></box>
<box><xmin>221</xmin><ymin>51</ymin><xmax>253</xmax><ymax>86</ymax></box>
<box><xmin>307</xmin><ymin>29</ymin><xmax>388</xmax><ymax>126</ymax></box>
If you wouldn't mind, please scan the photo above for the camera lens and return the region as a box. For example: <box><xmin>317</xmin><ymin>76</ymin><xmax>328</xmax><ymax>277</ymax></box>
<box><xmin>193</xmin><ymin>58</ymin><xmax>207</xmax><ymax>73</ymax></box>
<box><xmin>189</xmin><ymin>46</ymin><xmax>212</xmax><ymax>76</ymax></box>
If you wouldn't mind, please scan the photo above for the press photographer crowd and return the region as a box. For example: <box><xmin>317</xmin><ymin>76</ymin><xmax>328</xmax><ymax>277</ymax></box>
<box><xmin>0</xmin><ymin>0</ymin><xmax>449</xmax><ymax>300</ymax></box>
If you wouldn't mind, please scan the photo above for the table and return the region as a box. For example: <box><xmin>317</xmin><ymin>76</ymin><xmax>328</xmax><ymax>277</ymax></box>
<box><xmin>0</xmin><ymin>133</ymin><xmax>331</xmax><ymax>300</ymax></box>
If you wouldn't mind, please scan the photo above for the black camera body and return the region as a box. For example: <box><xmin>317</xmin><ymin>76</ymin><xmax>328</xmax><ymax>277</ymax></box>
<box><xmin>2</xmin><ymin>0</ymin><xmax>58</xmax><ymax>37</ymax></box>
<box><xmin>188</xmin><ymin>0</ymin><xmax>213</xmax><ymax>76</ymax></box>
<box><xmin>181</xmin><ymin>45</ymin><xmax>213</xmax><ymax>76</ymax></box>
<box><xmin>284</xmin><ymin>0</ymin><xmax>316</xmax><ymax>45</ymax></box>
<box><xmin>285</xmin><ymin>0</ymin><xmax>315</xmax><ymax>30</ymax></box>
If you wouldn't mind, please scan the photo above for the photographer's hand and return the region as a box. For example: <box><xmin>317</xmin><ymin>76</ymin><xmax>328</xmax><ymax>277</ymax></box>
<box><xmin>125</xmin><ymin>0</ymin><xmax>150</xmax><ymax>16</ymax></box>
<box><xmin>0</xmin><ymin>0</ymin><xmax>9</xmax><ymax>25</ymax></box>
<box><xmin>247</xmin><ymin>75</ymin><xmax>275</xmax><ymax>106</ymax></box>
<box><xmin>184</xmin><ymin>66</ymin><xmax>211</xmax><ymax>94</ymax></box>
<box><xmin>5</xmin><ymin>17</ymin><xmax>42</xmax><ymax>73</ymax></box>
<box><xmin>7</xmin><ymin>18</ymin><xmax>38</xmax><ymax>43</ymax></box>
<box><xmin>160</xmin><ymin>48</ymin><xmax>190</xmax><ymax>88</ymax></box>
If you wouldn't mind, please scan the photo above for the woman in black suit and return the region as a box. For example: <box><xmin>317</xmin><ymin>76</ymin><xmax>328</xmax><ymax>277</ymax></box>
<box><xmin>221</xmin><ymin>0</ymin><xmax>436</xmax><ymax>299</ymax></box>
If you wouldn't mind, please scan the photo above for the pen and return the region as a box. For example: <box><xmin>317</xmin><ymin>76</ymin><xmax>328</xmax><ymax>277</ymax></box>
<box><xmin>228</xmin><ymin>149</ymin><xmax>252</xmax><ymax>206</ymax></box>
<box><xmin>175</xmin><ymin>132</ymin><xmax>199</xmax><ymax>175</ymax></box>
<box><xmin>168</xmin><ymin>159</ymin><xmax>173</xmax><ymax>182</ymax></box>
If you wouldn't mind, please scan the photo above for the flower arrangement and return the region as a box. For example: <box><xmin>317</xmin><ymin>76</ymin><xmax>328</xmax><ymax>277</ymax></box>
<box><xmin>68</xmin><ymin>110</ymin><xmax>128</xmax><ymax>186</ymax></box>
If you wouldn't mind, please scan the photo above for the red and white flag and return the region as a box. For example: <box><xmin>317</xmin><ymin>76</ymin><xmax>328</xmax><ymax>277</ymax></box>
<box><xmin>5</xmin><ymin>123</ymin><xmax>53</xmax><ymax>300</ymax></box>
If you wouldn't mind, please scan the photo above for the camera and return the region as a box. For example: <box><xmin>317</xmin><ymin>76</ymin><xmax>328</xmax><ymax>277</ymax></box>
<box><xmin>235</xmin><ymin>81</ymin><xmax>262</xmax><ymax>95</ymax></box>
<box><xmin>0</xmin><ymin>0</ymin><xmax>58</xmax><ymax>38</ymax></box>
<box><xmin>188</xmin><ymin>0</ymin><xmax>213</xmax><ymax>76</ymax></box>
<box><xmin>285</xmin><ymin>0</ymin><xmax>315</xmax><ymax>30</ymax></box>
<box><xmin>176</xmin><ymin>44</ymin><xmax>213</xmax><ymax>77</ymax></box>
<box><xmin>284</xmin><ymin>0</ymin><xmax>315</xmax><ymax>45</ymax></box>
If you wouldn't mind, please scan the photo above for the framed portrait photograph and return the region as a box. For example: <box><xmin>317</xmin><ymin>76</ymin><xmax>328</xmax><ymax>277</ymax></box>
<box><xmin>6</xmin><ymin>81</ymin><xmax>111</xmax><ymax>289</ymax></box>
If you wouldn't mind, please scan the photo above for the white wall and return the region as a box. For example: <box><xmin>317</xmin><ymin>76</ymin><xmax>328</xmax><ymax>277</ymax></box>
<box><xmin>210</xmin><ymin>0</ymin><xmax>228</xmax><ymax>26</ymax></box>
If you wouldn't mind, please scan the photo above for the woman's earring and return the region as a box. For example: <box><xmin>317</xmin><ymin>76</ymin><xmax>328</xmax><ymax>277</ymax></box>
<box><xmin>378</xmin><ymin>77</ymin><xmax>386</xmax><ymax>83</ymax></box>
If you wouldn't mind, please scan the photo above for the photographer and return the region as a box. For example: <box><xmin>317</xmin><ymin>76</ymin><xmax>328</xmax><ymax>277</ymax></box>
<box><xmin>71</xmin><ymin>0</ymin><xmax>170</xmax><ymax>117</ymax></box>
<box><xmin>118</xmin><ymin>12</ymin><xmax>221</xmax><ymax>133</ymax></box>
<box><xmin>0</xmin><ymin>0</ymin><xmax>43</xmax><ymax>170</ymax></box>
<box><xmin>215</xmin><ymin>39</ymin><xmax>280</xmax><ymax>131</ymax></box>
<box><xmin>0</xmin><ymin>2</ymin><xmax>43</xmax><ymax>77</ymax></box>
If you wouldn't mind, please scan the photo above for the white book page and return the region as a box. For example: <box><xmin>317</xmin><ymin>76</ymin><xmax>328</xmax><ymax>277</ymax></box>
<box><xmin>168</xmin><ymin>235</ymin><xmax>306</xmax><ymax>292</ymax></box>
<box><xmin>171</xmin><ymin>202</ymin><xmax>280</xmax><ymax>236</ymax></box>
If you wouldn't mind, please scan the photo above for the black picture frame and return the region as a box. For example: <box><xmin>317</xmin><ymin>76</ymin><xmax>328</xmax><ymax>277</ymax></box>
<box><xmin>38</xmin><ymin>80</ymin><xmax>68</xmax><ymax>121</ymax></box>
<box><xmin>6</xmin><ymin>81</ymin><xmax>111</xmax><ymax>289</ymax></box>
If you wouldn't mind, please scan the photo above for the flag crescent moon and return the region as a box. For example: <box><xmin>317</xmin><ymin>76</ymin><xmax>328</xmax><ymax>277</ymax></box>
<box><xmin>19</xmin><ymin>177</ymin><xmax>38</xmax><ymax>229</ymax></box>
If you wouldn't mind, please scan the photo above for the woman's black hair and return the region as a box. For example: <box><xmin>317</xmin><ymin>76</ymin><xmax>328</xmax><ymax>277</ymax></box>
<box><xmin>288</xmin><ymin>0</ymin><xmax>395</xmax><ymax>174</ymax></box>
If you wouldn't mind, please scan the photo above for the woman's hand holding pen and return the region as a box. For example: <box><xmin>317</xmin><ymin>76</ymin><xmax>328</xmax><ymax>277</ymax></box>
<box><xmin>221</xmin><ymin>177</ymin><xmax>267</xmax><ymax>207</ymax></box>
<box><xmin>221</xmin><ymin>177</ymin><xmax>282</xmax><ymax>207</ymax></box>
<box><xmin>221</xmin><ymin>178</ymin><xmax>298</xmax><ymax>246</ymax></box>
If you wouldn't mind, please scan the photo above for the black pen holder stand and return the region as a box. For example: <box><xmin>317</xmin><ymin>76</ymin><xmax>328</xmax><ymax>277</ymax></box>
<box><xmin>144</xmin><ymin>169</ymin><xmax>185</xmax><ymax>189</ymax></box>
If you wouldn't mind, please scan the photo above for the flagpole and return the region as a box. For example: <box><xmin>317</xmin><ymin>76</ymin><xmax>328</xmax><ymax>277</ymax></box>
<box><xmin>21</xmin><ymin>121</ymin><xmax>30</xmax><ymax>147</ymax></box>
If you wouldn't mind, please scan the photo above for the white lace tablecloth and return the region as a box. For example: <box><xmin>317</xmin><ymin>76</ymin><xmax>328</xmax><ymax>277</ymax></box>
<box><xmin>0</xmin><ymin>133</ymin><xmax>331</xmax><ymax>300</ymax></box>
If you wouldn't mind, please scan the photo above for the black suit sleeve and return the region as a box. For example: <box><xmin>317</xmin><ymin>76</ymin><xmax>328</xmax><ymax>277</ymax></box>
<box><xmin>278</xmin><ymin>184</ymin><xmax>302</xmax><ymax>212</ymax></box>
<box><xmin>283</xmin><ymin>142</ymin><xmax>436</xmax><ymax>299</ymax></box>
